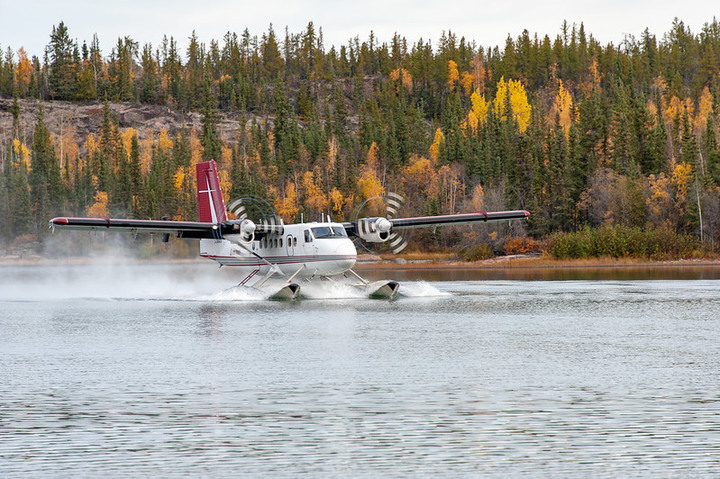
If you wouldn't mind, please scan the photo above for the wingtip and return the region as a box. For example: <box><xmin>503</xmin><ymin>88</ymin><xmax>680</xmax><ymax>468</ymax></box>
<box><xmin>50</xmin><ymin>217</ymin><xmax>68</xmax><ymax>225</ymax></box>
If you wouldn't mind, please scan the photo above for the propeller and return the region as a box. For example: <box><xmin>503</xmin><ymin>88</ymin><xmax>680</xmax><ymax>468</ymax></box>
<box><xmin>352</xmin><ymin>192</ymin><xmax>409</xmax><ymax>254</ymax></box>
<box><xmin>385</xmin><ymin>192</ymin><xmax>408</xmax><ymax>254</ymax></box>
<box><xmin>226</xmin><ymin>196</ymin><xmax>284</xmax><ymax>240</ymax></box>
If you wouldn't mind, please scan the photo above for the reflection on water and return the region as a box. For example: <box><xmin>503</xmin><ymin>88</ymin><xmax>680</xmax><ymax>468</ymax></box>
<box><xmin>1</xmin><ymin>264</ymin><xmax>720</xmax><ymax>475</ymax></box>
<box><xmin>359</xmin><ymin>263</ymin><xmax>720</xmax><ymax>281</ymax></box>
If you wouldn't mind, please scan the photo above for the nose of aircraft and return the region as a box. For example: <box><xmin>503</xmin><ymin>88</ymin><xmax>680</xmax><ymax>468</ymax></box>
<box><xmin>331</xmin><ymin>238</ymin><xmax>357</xmax><ymax>273</ymax></box>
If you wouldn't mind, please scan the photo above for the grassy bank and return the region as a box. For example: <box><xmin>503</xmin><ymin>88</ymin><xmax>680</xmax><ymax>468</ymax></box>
<box><xmin>544</xmin><ymin>225</ymin><xmax>711</xmax><ymax>261</ymax></box>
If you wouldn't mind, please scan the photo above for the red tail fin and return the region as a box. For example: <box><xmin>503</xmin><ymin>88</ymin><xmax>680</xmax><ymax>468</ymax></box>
<box><xmin>196</xmin><ymin>160</ymin><xmax>228</xmax><ymax>223</ymax></box>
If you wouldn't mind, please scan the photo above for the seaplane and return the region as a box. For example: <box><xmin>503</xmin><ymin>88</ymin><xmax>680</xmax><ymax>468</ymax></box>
<box><xmin>49</xmin><ymin>160</ymin><xmax>529</xmax><ymax>299</ymax></box>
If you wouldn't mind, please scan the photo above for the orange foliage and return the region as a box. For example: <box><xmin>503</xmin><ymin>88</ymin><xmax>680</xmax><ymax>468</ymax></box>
<box><xmin>459</xmin><ymin>71</ymin><xmax>475</xmax><ymax>96</ymax></box>
<box><xmin>438</xmin><ymin>162</ymin><xmax>466</xmax><ymax>212</ymax></box>
<box><xmin>468</xmin><ymin>184</ymin><xmax>485</xmax><ymax>211</ymax></box>
<box><xmin>357</xmin><ymin>170</ymin><xmax>384</xmax><ymax>202</ymax></box>
<box><xmin>504</xmin><ymin>236</ymin><xmax>540</xmax><ymax>254</ymax></box>
<box><xmin>429</xmin><ymin>128</ymin><xmax>445</xmax><ymax>161</ymax></box>
<box><xmin>85</xmin><ymin>134</ymin><xmax>99</xmax><ymax>157</ymax></box>
<box><xmin>401</xmin><ymin>155</ymin><xmax>440</xmax><ymax>199</ymax></box>
<box><xmin>218</xmin><ymin>168</ymin><xmax>232</xmax><ymax>197</ymax></box>
<box><xmin>329</xmin><ymin>187</ymin><xmax>345</xmax><ymax>218</ymax></box>
<box><xmin>464</xmin><ymin>110</ymin><xmax>479</xmax><ymax>134</ymax></box>
<box><xmin>87</xmin><ymin>191</ymin><xmax>110</xmax><ymax>217</ymax></box>
<box><xmin>189</xmin><ymin>130</ymin><xmax>202</xmax><ymax>167</ymax></box>
<box><xmin>52</xmin><ymin>124</ymin><xmax>80</xmax><ymax>174</ymax></box>
<box><xmin>302</xmin><ymin>170</ymin><xmax>329</xmax><ymax>214</ymax></box>
<box><xmin>366</xmin><ymin>141</ymin><xmax>379</xmax><ymax>170</ymax></box>
<box><xmin>695</xmin><ymin>87</ymin><xmax>713</xmax><ymax>133</ymax></box>
<box><xmin>470</xmin><ymin>90</ymin><xmax>488</xmax><ymax>127</ymax></box>
<box><xmin>470</xmin><ymin>53</ymin><xmax>486</xmax><ymax>94</ymax></box>
<box><xmin>121</xmin><ymin>128</ymin><xmax>139</xmax><ymax>160</ymax></box>
<box><xmin>327</xmin><ymin>135</ymin><xmax>338</xmax><ymax>172</ymax></box>
<box><xmin>551</xmin><ymin>80</ymin><xmax>574</xmax><ymax>137</ymax></box>
<box><xmin>447</xmin><ymin>60</ymin><xmax>459</xmax><ymax>89</ymax></box>
<box><xmin>389</xmin><ymin>67</ymin><xmax>413</xmax><ymax>91</ymax></box>
<box><xmin>173</xmin><ymin>166</ymin><xmax>185</xmax><ymax>192</ymax></box>
<box><xmin>12</xmin><ymin>139</ymin><xmax>31</xmax><ymax>169</ymax></box>
<box><xmin>15</xmin><ymin>48</ymin><xmax>33</xmax><ymax>95</ymax></box>
<box><xmin>157</xmin><ymin>128</ymin><xmax>173</xmax><ymax>152</ymax></box>
<box><xmin>580</xmin><ymin>58</ymin><xmax>603</xmax><ymax>94</ymax></box>
<box><xmin>356</xmin><ymin>141</ymin><xmax>385</xmax><ymax>201</ymax></box>
<box><xmin>646</xmin><ymin>172</ymin><xmax>673</xmax><ymax>226</ymax></box>
<box><xmin>221</xmin><ymin>145</ymin><xmax>233</xmax><ymax>166</ymax></box>
<box><xmin>493</xmin><ymin>77</ymin><xmax>531</xmax><ymax>133</ymax></box>
<box><xmin>275</xmin><ymin>181</ymin><xmax>299</xmax><ymax>222</ymax></box>
<box><xmin>665</xmin><ymin>96</ymin><xmax>694</xmax><ymax>125</ymax></box>
<box><xmin>671</xmin><ymin>161</ymin><xmax>693</xmax><ymax>202</ymax></box>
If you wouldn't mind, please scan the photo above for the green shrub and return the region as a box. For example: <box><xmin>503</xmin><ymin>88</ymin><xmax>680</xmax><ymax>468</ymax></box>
<box><xmin>545</xmin><ymin>224</ymin><xmax>704</xmax><ymax>260</ymax></box>
<box><xmin>459</xmin><ymin>243</ymin><xmax>495</xmax><ymax>261</ymax></box>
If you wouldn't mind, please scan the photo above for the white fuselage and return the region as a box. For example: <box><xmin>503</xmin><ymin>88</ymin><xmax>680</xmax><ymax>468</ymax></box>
<box><xmin>199</xmin><ymin>222</ymin><xmax>357</xmax><ymax>284</ymax></box>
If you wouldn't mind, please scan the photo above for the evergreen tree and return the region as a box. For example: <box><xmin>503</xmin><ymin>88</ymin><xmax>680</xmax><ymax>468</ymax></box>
<box><xmin>46</xmin><ymin>21</ymin><xmax>79</xmax><ymax>100</ymax></box>
<box><xmin>550</xmin><ymin>118</ymin><xmax>572</xmax><ymax>231</ymax></box>
<box><xmin>680</xmin><ymin>111</ymin><xmax>699</xmax><ymax>169</ymax></box>
<box><xmin>0</xmin><ymin>47</ymin><xmax>15</xmax><ymax>96</ymax></box>
<box><xmin>200</xmin><ymin>77</ymin><xmax>222</xmax><ymax>162</ymax></box>
<box><xmin>705</xmin><ymin>116</ymin><xmax>720</xmax><ymax>185</ymax></box>
<box><xmin>128</xmin><ymin>133</ymin><xmax>145</xmax><ymax>217</ymax></box>
<box><xmin>95</xmin><ymin>102</ymin><xmax>116</xmax><ymax>197</ymax></box>
<box><xmin>28</xmin><ymin>106</ymin><xmax>63</xmax><ymax>234</ymax></box>
<box><xmin>140</xmin><ymin>43</ymin><xmax>159</xmax><ymax>103</ymax></box>
<box><xmin>109</xmin><ymin>36</ymin><xmax>138</xmax><ymax>101</ymax></box>
<box><xmin>4</xmin><ymin>146</ymin><xmax>34</xmax><ymax>238</ymax></box>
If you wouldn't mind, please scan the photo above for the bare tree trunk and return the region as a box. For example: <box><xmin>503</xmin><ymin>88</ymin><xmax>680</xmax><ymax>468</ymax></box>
<box><xmin>696</xmin><ymin>180</ymin><xmax>704</xmax><ymax>243</ymax></box>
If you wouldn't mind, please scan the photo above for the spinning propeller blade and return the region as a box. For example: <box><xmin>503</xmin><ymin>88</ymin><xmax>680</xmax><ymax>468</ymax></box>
<box><xmin>384</xmin><ymin>192</ymin><xmax>408</xmax><ymax>253</ymax></box>
<box><xmin>351</xmin><ymin>192</ymin><xmax>409</xmax><ymax>254</ymax></box>
<box><xmin>226</xmin><ymin>199</ymin><xmax>248</xmax><ymax>220</ymax></box>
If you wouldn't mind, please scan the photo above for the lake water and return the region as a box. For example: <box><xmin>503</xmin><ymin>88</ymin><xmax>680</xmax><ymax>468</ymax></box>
<box><xmin>2</xmin><ymin>262</ymin><xmax>720</xmax><ymax>476</ymax></box>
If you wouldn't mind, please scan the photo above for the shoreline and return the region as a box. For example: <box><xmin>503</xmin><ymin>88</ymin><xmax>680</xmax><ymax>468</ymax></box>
<box><xmin>3</xmin><ymin>253</ymin><xmax>720</xmax><ymax>270</ymax></box>
<box><xmin>358</xmin><ymin>255</ymin><xmax>720</xmax><ymax>271</ymax></box>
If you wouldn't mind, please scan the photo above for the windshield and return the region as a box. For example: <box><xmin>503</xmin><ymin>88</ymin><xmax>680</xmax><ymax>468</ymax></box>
<box><xmin>311</xmin><ymin>226</ymin><xmax>348</xmax><ymax>239</ymax></box>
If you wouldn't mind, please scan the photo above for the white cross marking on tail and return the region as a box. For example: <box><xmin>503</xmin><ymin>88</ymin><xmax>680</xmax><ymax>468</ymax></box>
<box><xmin>199</xmin><ymin>176</ymin><xmax>218</xmax><ymax>223</ymax></box>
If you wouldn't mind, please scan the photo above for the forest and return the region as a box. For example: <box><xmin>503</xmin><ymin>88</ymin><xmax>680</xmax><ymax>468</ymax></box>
<box><xmin>1</xmin><ymin>18</ymin><xmax>720</xmax><ymax>259</ymax></box>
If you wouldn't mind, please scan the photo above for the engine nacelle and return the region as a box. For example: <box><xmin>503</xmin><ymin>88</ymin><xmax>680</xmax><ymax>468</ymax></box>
<box><xmin>355</xmin><ymin>217</ymin><xmax>392</xmax><ymax>243</ymax></box>
<box><xmin>223</xmin><ymin>219</ymin><xmax>256</xmax><ymax>244</ymax></box>
<box><xmin>239</xmin><ymin>219</ymin><xmax>256</xmax><ymax>243</ymax></box>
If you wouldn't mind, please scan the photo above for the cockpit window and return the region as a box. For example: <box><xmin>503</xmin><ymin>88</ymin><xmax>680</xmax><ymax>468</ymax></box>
<box><xmin>311</xmin><ymin>226</ymin><xmax>348</xmax><ymax>239</ymax></box>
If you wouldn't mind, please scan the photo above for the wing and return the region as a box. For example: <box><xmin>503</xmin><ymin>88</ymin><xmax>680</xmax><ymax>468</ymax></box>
<box><xmin>388</xmin><ymin>210</ymin><xmax>530</xmax><ymax>229</ymax></box>
<box><xmin>344</xmin><ymin>209</ymin><xmax>530</xmax><ymax>247</ymax></box>
<box><xmin>49</xmin><ymin>217</ymin><xmax>222</xmax><ymax>239</ymax></box>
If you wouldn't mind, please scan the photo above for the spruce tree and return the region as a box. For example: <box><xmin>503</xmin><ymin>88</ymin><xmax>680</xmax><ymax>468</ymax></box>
<box><xmin>128</xmin><ymin>134</ymin><xmax>145</xmax><ymax>217</ymax></box>
<box><xmin>200</xmin><ymin>76</ymin><xmax>222</xmax><ymax>162</ymax></box>
<box><xmin>9</xmin><ymin>153</ymin><xmax>34</xmax><ymax>237</ymax></box>
<box><xmin>47</xmin><ymin>22</ymin><xmax>79</xmax><ymax>100</ymax></box>
<box><xmin>24</xmin><ymin>107</ymin><xmax>62</xmax><ymax>235</ymax></box>
<box><xmin>704</xmin><ymin>116</ymin><xmax>720</xmax><ymax>185</ymax></box>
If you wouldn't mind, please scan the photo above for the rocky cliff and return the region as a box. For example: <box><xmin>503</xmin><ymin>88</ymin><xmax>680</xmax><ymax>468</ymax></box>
<box><xmin>0</xmin><ymin>97</ymin><xmax>257</xmax><ymax>147</ymax></box>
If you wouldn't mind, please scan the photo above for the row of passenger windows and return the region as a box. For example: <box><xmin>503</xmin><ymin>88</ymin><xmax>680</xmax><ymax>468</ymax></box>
<box><xmin>255</xmin><ymin>227</ymin><xmax>347</xmax><ymax>250</ymax></box>
<box><xmin>257</xmin><ymin>236</ymin><xmax>298</xmax><ymax>249</ymax></box>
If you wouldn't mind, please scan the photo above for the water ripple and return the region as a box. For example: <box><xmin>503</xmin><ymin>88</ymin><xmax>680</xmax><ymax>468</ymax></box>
<box><xmin>2</xmin><ymin>269</ymin><xmax>720</xmax><ymax>475</ymax></box>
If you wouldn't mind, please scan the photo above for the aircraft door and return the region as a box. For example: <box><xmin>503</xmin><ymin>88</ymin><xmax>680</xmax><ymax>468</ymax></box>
<box><xmin>286</xmin><ymin>235</ymin><xmax>295</xmax><ymax>256</ymax></box>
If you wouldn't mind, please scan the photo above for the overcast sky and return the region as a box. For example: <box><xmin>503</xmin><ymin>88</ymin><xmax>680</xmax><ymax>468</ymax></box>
<box><xmin>1</xmin><ymin>0</ymin><xmax>717</xmax><ymax>59</ymax></box>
